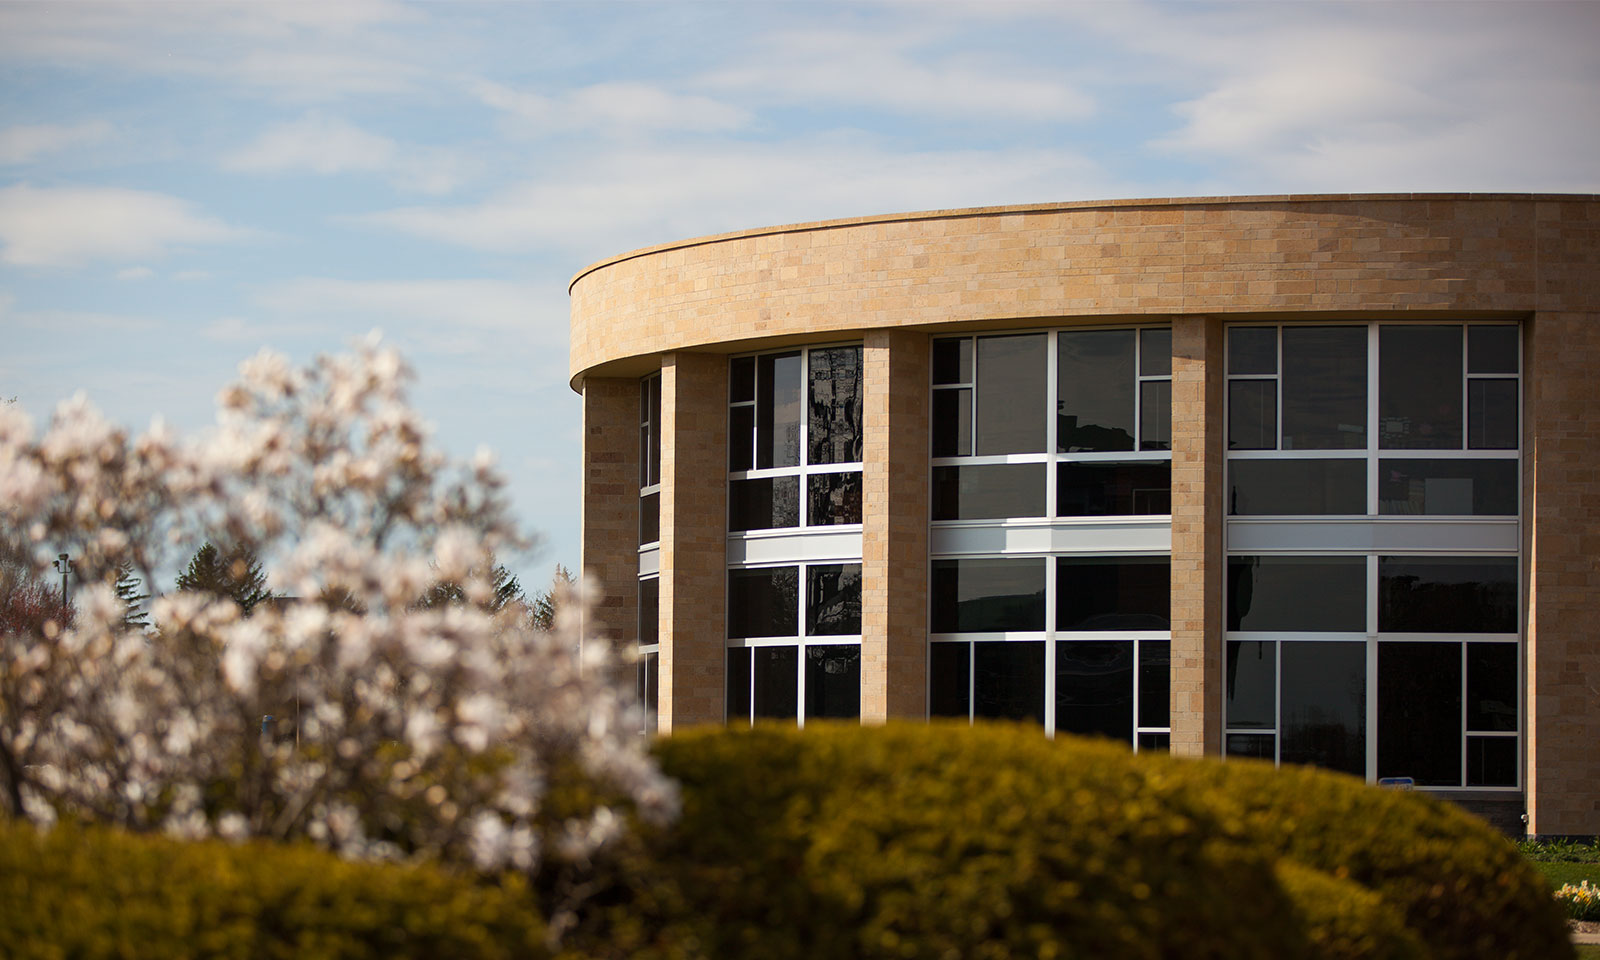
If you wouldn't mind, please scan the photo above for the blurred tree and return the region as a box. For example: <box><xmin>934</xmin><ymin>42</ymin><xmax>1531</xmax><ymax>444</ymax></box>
<box><xmin>175</xmin><ymin>543</ymin><xmax>273</xmax><ymax>615</ymax></box>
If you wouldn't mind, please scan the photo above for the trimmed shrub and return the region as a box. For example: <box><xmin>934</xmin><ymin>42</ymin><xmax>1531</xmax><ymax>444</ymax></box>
<box><xmin>1272</xmin><ymin>860</ymin><xmax>1425</xmax><ymax>960</ymax></box>
<box><xmin>0</xmin><ymin>819</ymin><xmax>548</xmax><ymax>960</ymax></box>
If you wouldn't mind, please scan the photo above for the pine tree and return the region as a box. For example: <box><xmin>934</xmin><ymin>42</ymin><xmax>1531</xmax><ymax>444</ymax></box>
<box><xmin>529</xmin><ymin>564</ymin><xmax>574</xmax><ymax>632</ymax></box>
<box><xmin>415</xmin><ymin>562</ymin><xmax>525</xmax><ymax>613</ymax></box>
<box><xmin>113</xmin><ymin>562</ymin><xmax>150</xmax><ymax>631</ymax></box>
<box><xmin>175</xmin><ymin>543</ymin><xmax>273</xmax><ymax>615</ymax></box>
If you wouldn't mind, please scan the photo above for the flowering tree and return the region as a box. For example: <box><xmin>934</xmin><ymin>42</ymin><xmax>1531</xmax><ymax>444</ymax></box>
<box><xmin>0</xmin><ymin>337</ymin><xmax>674</xmax><ymax>875</ymax></box>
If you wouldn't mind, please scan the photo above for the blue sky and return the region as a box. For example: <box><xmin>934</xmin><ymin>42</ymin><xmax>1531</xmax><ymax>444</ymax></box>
<box><xmin>3</xmin><ymin>0</ymin><xmax>1597</xmax><ymax>590</ymax></box>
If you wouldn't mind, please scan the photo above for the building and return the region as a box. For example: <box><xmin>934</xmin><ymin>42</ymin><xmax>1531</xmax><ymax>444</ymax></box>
<box><xmin>568</xmin><ymin>194</ymin><xmax>1600</xmax><ymax>837</ymax></box>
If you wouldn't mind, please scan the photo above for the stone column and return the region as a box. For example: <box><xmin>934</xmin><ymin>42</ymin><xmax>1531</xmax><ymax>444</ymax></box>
<box><xmin>579</xmin><ymin>377</ymin><xmax>640</xmax><ymax>647</ymax></box>
<box><xmin>1168</xmin><ymin>315</ymin><xmax>1225</xmax><ymax>757</ymax></box>
<box><xmin>860</xmin><ymin>330</ymin><xmax>930</xmax><ymax>723</ymax></box>
<box><xmin>658</xmin><ymin>352</ymin><xmax>728</xmax><ymax>732</ymax></box>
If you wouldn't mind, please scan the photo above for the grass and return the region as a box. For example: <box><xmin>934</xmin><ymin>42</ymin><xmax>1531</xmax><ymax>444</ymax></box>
<box><xmin>1537</xmin><ymin>862</ymin><xmax>1600</xmax><ymax>888</ymax></box>
<box><xmin>1519</xmin><ymin>838</ymin><xmax>1600</xmax><ymax>891</ymax></box>
<box><xmin>1576</xmin><ymin>945</ymin><xmax>1600</xmax><ymax>960</ymax></box>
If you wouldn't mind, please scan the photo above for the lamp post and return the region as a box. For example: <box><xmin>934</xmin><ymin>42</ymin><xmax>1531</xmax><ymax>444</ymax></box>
<box><xmin>53</xmin><ymin>552</ymin><xmax>74</xmax><ymax>611</ymax></box>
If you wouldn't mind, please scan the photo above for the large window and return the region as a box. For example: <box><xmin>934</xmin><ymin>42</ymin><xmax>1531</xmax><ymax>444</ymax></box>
<box><xmin>726</xmin><ymin>562</ymin><xmax>862</xmax><ymax>725</ymax></box>
<box><xmin>636</xmin><ymin>576</ymin><xmax>659</xmax><ymax>734</ymax></box>
<box><xmin>640</xmin><ymin>374</ymin><xmax>661</xmax><ymax>544</ymax></box>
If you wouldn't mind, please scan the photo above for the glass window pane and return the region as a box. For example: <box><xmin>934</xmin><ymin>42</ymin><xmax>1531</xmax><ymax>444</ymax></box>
<box><xmin>1139</xmin><ymin>380</ymin><xmax>1171</xmax><ymax>451</ymax></box>
<box><xmin>930</xmin><ymin>558</ymin><xmax>1047</xmax><ymax>633</ymax></box>
<box><xmin>1378</xmin><ymin>557</ymin><xmax>1517</xmax><ymax>633</ymax></box>
<box><xmin>1056</xmin><ymin>557</ymin><xmax>1170</xmax><ymax>631</ymax></box>
<box><xmin>977</xmin><ymin>335</ymin><xmax>1047</xmax><ymax>455</ymax></box>
<box><xmin>1280</xmin><ymin>641</ymin><xmax>1365</xmax><ymax>777</ymax></box>
<box><xmin>929</xmin><ymin>642</ymin><xmax>970</xmax><ymax>719</ymax></box>
<box><xmin>753</xmin><ymin>646</ymin><xmax>798</xmax><ymax>721</ymax></box>
<box><xmin>931</xmin><ymin>463</ymin><xmax>1045</xmax><ymax>521</ymax></box>
<box><xmin>1468</xmin><ymin>379</ymin><xmax>1518</xmax><ymax>449</ymax></box>
<box><xmin>728</xmin><ymin>477</ymin><xmax>799</xmax><ymax>531</ymax></box>
<box><xmin>729</xmin><ymin>357</ymin><xmax>755</xmax><ymax>403</ymax></box>
<box><xmin>728</xmin><ymin>405</ymin><xmax>754</xmax><ymax>472</ymax></box>
<box><xmin>1226</xmin><ymin>641</ymin><xmax>1276</xmax><ymax>729</ymax></box>
<box><xmin>1468</xmin><ymin>325</ymin><xmax>1518</xmax><ymax>374</ymax></box>
<box><xmin>806</xmin><ymin>563</ymin><xmax>862</xmax><ymax>636</ymax></box>
<box><xmin>639</xmin><ymin>577</ymin><xmax>658</xmax><ymax>646</ymax></box>
<box><xmin>1226</xmin><ymin>733</ymin><xmax>1275</xmax><ymax>760</ymax></box>
<box><xmin>639</xmin><ymin>491</ymin><xmax>660</xmax><ymax>544</ymax></box>
<box><xmin>727</xmin><ymin>647</ymin><xmax>751</xmax><ymax>725</ymax></box>
<box><xmin>1228</xmin><ymin>459</ymin><xmax>1366</xmax><ymax>515</ymax></box>
<box><xmin>1140</xmin><ymin>327</ymin><xmax>1172</xmax><ymax>377</ymax></box>
<box><xmin>932</xmin><ymin>338</ymin><xmax>973</xmax><ymax>385</ymax></box>
<box><xmin>1228</xmin><ymin>380</ymin><xmax>1277</xmax><ymax>450</ymax></box>
<box><xmin>1055</xmin><ymin>641</ymin><xmax>1133</xmax><ymax>742</ymax></box>
<box><xmin>805</xmin><ymin>644</ymin><xmax>860</xmax><ymax>720</ymax></box>
<box><xmin>808</xmin><ymin>346</ymin><xmax>863</xmax><ymax>465</ymax></box>
<box><xmin>1467</xmin><ymin>643</ymin><xmax>1518</xmax><ymax>732</ymax></box>
<box><xmin>974</xmin><ymin>641</ymin><xmax>1045</xmax><ymax>724</ymax></box>
<box><xmin>807</xmin><ymin>472</ymin><xmax>862</xmax><ymax>526</ymax></box>
<box><xmin>1057</xmin><ymin>330</ymin><xmax>1135</xmax><ymax>453</ymax></box>
<box><xmin>1138</xmin><ymin>640</ymin><xmax>1171</xmax><ymax>729</ymax></box>
<box><xmin>1138</xmin><ymin>733</ymin><xmax>1171</xmax><ymax>753</ymax></box>
<box><xmin>1057</xmin><ymin>462</ymin><xmax>1171</xmax><ymax>516</ymax></box>
<box><xmin>648</xmin><ymin>376</ymin><xmax>662</xmax><ymax>484</ymax></box>
<box><xmin>1379</xmin><ymin>325</ymin><xmax>1463</xmax><ymax>450</ymax></box>
<box><xmin>1227</xmin><ymin>557</ymin><xmax>1366</xmax><ymax>632</ymax></box>
<box><xmin>931</xmin><ymin>388</ymin><xmax>972</xmax><ymax>457</ymax></box>
<box><xmin>641</xmin><ymin>425</ymin><xmax>651</xmax><ymax>485</ymax></box>
<box><xmin>1229</xmin><ymin>327</ymin><xmax>1277</xmax><ymax>375</ymax></box>
<box><xmin>756</xmin><ymin>352</ymin><xmax>802</xmax><ymax>469</ymax></box>
<box><xmin>728</xmin><ymin>567</ymin><xmax>798</xmax><ymax>639</ymax></box>
<box><xmin>1282</xmin><ymin>326</ymin><xmax>1366</xmax><ymax>450</ymax></box>
<box><xmin>1466</xmin><ymin>737</ymin><xmax>1517</xmax><ymax>787</ymax></box>
<box><xmin>1378</xmin><ymin>459</ymin><xmax>1518</xmax><ymax>516</ymax></box>
<box><xmin>1378</xmin><ymin>642</ymin><xmax>1462</xmax><ymax>786</ymax></box>
<box><xmin>639</xmin><ymin>652</ymin><xmax>658</xmax><ymax>734</ymax></box>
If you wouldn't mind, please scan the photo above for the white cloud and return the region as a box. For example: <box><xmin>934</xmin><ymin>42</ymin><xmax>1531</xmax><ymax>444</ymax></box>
<box><xmin>0</xmin><ymin>185</ymin><xmax>247</xmax><ymax>267</ymax></box>
<box><xmin>0</xmin><ymin>120</ymin><xmax>113</xmax><ymax>164</ymax></box>
<box><xmin>473</xmin><ymin>80</ymin><xmax>750</xmax><ymax>137</ymax></box>
<box><xmin>223</xmin><ymin>113</ymin><xmax>470</xmax><ymax>194</ymax></box>
<box><xmin>259</xmin><ymin>277</ymin><xmax>558</xmax><ymax>337</ymax></box>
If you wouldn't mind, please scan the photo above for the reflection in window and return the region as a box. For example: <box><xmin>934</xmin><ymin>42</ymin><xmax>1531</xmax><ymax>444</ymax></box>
<box><xmin>1282</xmin><ymin>327</ymin><xmax>1366</xmax><ymax>450</ymax></box>
<box><xmin>1225</xmin><ymin>641</ymin><xmax>1275</xmax><ymax>729</ymax></box>
<box><xmin>974</xmin><ymin>641</ymin><xmax>1045</xmax><ymax>724</ymax></box>
<box><xmin>1057</xmin><ymin>462</ymin><xmax>1171</xmax><ymax>516</ymax></box>
<box><xmin>1467</xmin><ymin>642</ymin><xmax>1517</xmax><ymax>732</ymax></box>
<box><xmin>806</xmin><ymin>564</ymin><xmax>862</xmax><ymax>636</ymax></box>
<box><xmin>1379</xmin><ymin>557</ymin><xmax>1517</xmax><ymax>633</ymax></box>
<box><xmin>639</xmin><ymin>577</ymin><xmax>658</xmax><ymax>646</ymax></box>
<box><xmin>753</xmin><ymin>646</ymin><xmax>799</xmax><ymax>720</ymax></box>
<box><xmin>808</xmin><ymin>346</ymin><xmax>863</xmax><ymax>465</ymax></box>
<box><xmin>1280</xmin><ymin>641</ymin><xmax>1365</xmax><ymax>777</ymax></box>
<box><xmin>1378</xmin><ymin>459</ymin><xmax>1517</xmax><ymax>515</ymax></box>
<box><xmin>1227</xmin><ymin>380</ymin><xmax>1276</xmax><ymax>450</ymax></box>
<box><xmin>930</xmin><ymin>558</ymin><xmax>1046</xmax><ymax>633</ymax></box>
<box><xmin>932</xmin><ymin>463</ymin><xmax>1046</xmax><ymax>520</ymax></box>
<box><xmin>807</xmin><ymin>472</ymin><xmax>863</xmax><ymax>525</ymax></box>
<box><xmin>728</xmin><ymin>567</ymin><xmax>798</xmax><ymax>639</ymax></box>
<box><xmin>1227</xmin><ymin>556</ymin><xmax>1366</xmax><ymax>632</ymax></box>
<box><xmin>1056</xmin><ymin>557</ymin><xmax>1171</xmax><ymax>631</ymax></box>
<box><xmin>756</xmin><ymin>353</ymin><xmax>802</xmax><ymax>469</ymax></box>
<box><xmin>1380</xmin><ymin>325</ymin><xmax>1462</xmax><ymax>450</ymax></box>
<box><xmin>1055</xmin><ymin>641</ymin><xmax>1133</xmax><ymax>741</ymax></box>
<box><xmin>635</xmin><ymin>651</ymin><xmax>658</xmax><ymax>734</ymax></box>
<box><xmin>806</xmin><ymin>645</ymin><xmax>861</xmax><ymax>719</ymax></box>
<box><xmin>1468</xmin><ymin>379</ymin><xmax>1518</xmax><ymax>449</ymax></box>
<box><xmin>1058</xmin><ymin>330</ymin><xmax>1135</xmax><ymax>452</ymax></box>
<box><xmin>977</xmin><ymin>335</ymin><xmax>1047</xmax><ymax>455</ymax></box>
<box><xmin>1228</xmin><ymin>459</ymin><xmax>1366</xmax><ymax>515</ymax></box>
<box><xmin>640</xmin><ymin>491</ymin><xmax>660</xmax><ymax>544</ymax></box>
<box><xmin>729</xmin><ymin>477</ymin><xmax>800</xmax><ymax>531</ymax></box>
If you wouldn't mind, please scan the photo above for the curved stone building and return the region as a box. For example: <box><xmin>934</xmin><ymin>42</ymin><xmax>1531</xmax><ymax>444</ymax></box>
<box><xmin>569</xmin><ymin>193</ymin><xmax>1600</xmax><ymax>837</ymax></box>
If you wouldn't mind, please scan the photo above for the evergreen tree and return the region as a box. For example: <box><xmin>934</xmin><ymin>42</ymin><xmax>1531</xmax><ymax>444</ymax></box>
<box><xmin>113</xmin><ymin>562</ymin><xmax>150</xmax><ymax>631</ymax></box>
<box><xmin>529</xmin><ymin>564</ymin><xmax>574</xmax><ymax>632</ymax></box>
<box><xmin>175</xmin><ymin>543</ymin><xmax>273</xmax><ymax>615</ymax></box>
<box><xmin>416</xmin><ymin>562</ymin><xmax>524</xmax><ymax>613</ymax></box>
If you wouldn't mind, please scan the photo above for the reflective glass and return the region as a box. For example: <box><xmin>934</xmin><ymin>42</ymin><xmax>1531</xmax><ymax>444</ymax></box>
<box><xmin>1140</xmin><ymin>327</ymin><xmax>1172</xmax><ymax>377</ymax></box>
<box><xmin>1378</xmin><ymin>642</ymin><xmax>1462</xmax><ymax>786</ymax></box>
<box><xmin>727</xmin><ymin>647</ymin><xmax>751</xmax><ymax>724</ymax></box>
<box><xmin>977</xmin><ymin>335</ymin><xmax>1047</xmax><ymax>455</ymax></box>
<box><xmin>727</xmin><ymin>567</ymin><xmax>798</xmax><ymax>639</ymax></box>
<box><xmin>1138</xmin><ymin>640</ymin><xmax>1171</xmax><ymax>728</ymax></box>
<box><xmin>728</xmin><ymin>405</ymin><xmax>754</xmax><ymax>471</ymax></box>
<box><xmin>1378</xmin><ymin>557</ymin><xmax>1517</xmax><ymax>633</ymax></box>
<box><xmin>1225</xmin><ymin>641</ymin><xmax>1276</xmax><ymax>729</ymax></box>
<box><xmin>1468</xmin><ymin>325</ymin><xmax>1519</xmax><ymax>374</ymax></box>
<box><xmin>805</xmin><ymin>644</ymin><xmax>861</xmax><ymax>719</ymax></box>
<box><xmin>1280</xmin><ymin>641</ymin><xmax>1365</xmax><ymax>777</ymax></box>
<box><xmin>753</xmin><ymin>646</ymin><xmax>798</xmax><ymax>720</ymax></box>
<box><xmin>1055</xmin><ymin>641</ymin><xmax>1133</xmax><ymax>742</ymax></box>
<box><xmin>931</xmin><ymin>463</ymin><xmax>1045</xmax><ymax>521</ymax></box>
<box><xmin>728</xmin><ymin>477</ymin><xmax>799</xmax><ymax>531</ymax></box>
<box><xmin>648</xmin><ymin>376</ymin><xmax>661</xmax><ymax>484</ymax></box>
<box><xmin>1229</xmin><ymin>327</ymin><xmax>1277</xmax><ymax>375</ymax></box>
<box><xmin>1228</xmin><ymin>459</ymin><xmax>1366</xmax><ymax>515</ymax></box>
<box><xmin>929</xmin><ymin>642</ymin><xmax>970</xmax><ymax>719</ymax></box>
<box><xmin>637</xmin><ymin>651</ymin><xmax>658</xmax><ymax>733</ymax></box>
<box><xmin>808</xmin><ymin>346</ymin><xmax>863</xmax><ymax>465</ymax></box>
<box><xmin>1138</xmin><ymin>733</ymin><xmax>1171</xmax><ymax>753</ymax></box>
<box><xmin>638</xmin><ymin>577</ymin><xmax>658</xmax><ymax>646</ymax></box>
<box><xmin>1226</xmin><ymin>733</ymin><xmax>1275</xmax><ymax>760</ymax></box>
<box><xmin>1379</xmin><ymin>325</ymin><xmax>1462</xmax><ymax>449</ymax></box>
<box><xmin>1227</xmin><ymin>556</ymin><xmax>1366</xmax><ymax>632</ymax></box>
<box><xmin>730</xmin><ymin>357</ymin><xmax>755</xmax><ymax>403</ymax></box>
<box><xmin>1228</xmin><ymin>380</ymin><xmax>1277</xmax><ymax>450</ymax></box>
<box><xmin>932</xmin><ymin>338</ymin><xmax>973</xmax><ymax>385</ymax></box>
<box><xmin>756</xmin><ymin>352</ymin><xmax>802</xmax><ymax>469</ymax></box>
<box><xmin>1468</xmin><ymin>379</ymin><xmax>1518</xmax><ymax>449</ymax></box>
<box><xmin>974</xmin><ymin>641</ymin><xmax>1045</xmax><ymax>724</ymax></box>
<box><xmin>1282</xmin><ymin>327</ymin><xmax>1366</xmax><ymax>450</ymax></box>
<box><xmin>1057</xmin><ymin>462</ymin><xmax>1171</xmax><ymax>516</ymax></box>
<box><xmin>1378</xmin><ymin>459</ymin><xmax>1517</xmax><ymax>515</ymax></box>
<box><xmin>931</xmin><ymin>388</ymin><xmax>972</xmax><ymax>457</ymax></box>
<box><xmin>1057</xmin><ymin>330</ymin><xmax>1135</xmax><ymax>452</ymax></box>
<box><xmin>1056</xmin><ymin>557</ymin><xmax>1170</xmax><ymax>631</ymax></box>
<box><xmin>807</xmin><ymin>472</ymin><xmax>862</xmax><ymax>525</ymax></box>
<box><xmin>1139</xmin><ymin>380</ymin><xmax>1171</xmax><ymax>451</ymax></box>
<box><xmin>930</xmin><ymin>558</ymin><xmax>1047</xmax><ymax>633</ymax></box>
<box><xmin>639</xmin><ymin>491</ymin><xmax>660</xmax><ymax>544</ymax></box>
<box><xmin>1467</xmin><ymin>642</ymin><xmax>1518</xmax><ymax>732</ymax></box>
<box><xmin>806</xmin><ymin>564</ymin><xmax>862</xmax><ymax>636</ymax></box>
<box><xmin>1466</xmin><ymin>736</ymin><xmax>1517</xmax><ymax>787</ymax></box>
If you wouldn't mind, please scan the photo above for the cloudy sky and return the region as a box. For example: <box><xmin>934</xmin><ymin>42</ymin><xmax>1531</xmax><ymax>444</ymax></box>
<box><xmin>2</xmin><ymin>0</ymin><xmax>1596</xmax><ymax>588</ymax></box>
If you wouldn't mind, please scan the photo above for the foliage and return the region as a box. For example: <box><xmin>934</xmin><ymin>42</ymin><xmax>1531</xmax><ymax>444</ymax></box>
<box><xmin>1556</xmin><ymin>880</ymin><xmax>1600</xmax><ymax>922</ymax></box>
<box><xmin>0</xmin><ymin>338</ymin><xmax>672</xmax><ymax>874</ymax></box>
<box><xmin>416</xmin><ymin>561</ymin><xmax>525</xmax><ymax>614</ymax></box>
<box><xmin>530</xmin><ymin>564</ymin><xmax>574</xmax><ymax>632</ymax></box>
<box><xmin>1520</xmin><ymin>837</ymin><xmax>1600</xmax><ymax>863</ymax></box>
<box><xmin>175</xmin><ymin>542</ymin><xmax>274</xmax><ymax>615</ymax></box>
<box><xmin>0</xmin><ymin>818</ymin><xmax>549</xmax><ymax>960</ymax></box>
<box><xmin>114</xmin><ymin>560</ymin><xmax>150</xmax><ymax>630</ymax></box>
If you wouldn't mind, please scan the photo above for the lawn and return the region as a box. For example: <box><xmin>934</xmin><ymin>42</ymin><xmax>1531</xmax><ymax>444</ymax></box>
<box><xmin>1576</xmin><ymin>945</ymin><xmax>1600</xmax><ymax>960</ymax></box>
<box><xmin>1536</xmin><ymin>861</ymin><xmax>1600</xmax><ymax>888</ymax></box>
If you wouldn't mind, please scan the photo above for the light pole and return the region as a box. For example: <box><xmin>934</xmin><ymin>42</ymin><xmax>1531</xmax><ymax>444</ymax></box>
<box><xmin>53</xmin><ymin>552</ymin><xmax>74</xmax><ymax>611</ymax></box>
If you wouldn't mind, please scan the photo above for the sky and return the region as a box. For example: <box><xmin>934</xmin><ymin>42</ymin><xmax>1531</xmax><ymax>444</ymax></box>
<box><xmin>2</xmin><ymin>0</ymin><xmax>1597</xmax><ymax>591</ymax></box>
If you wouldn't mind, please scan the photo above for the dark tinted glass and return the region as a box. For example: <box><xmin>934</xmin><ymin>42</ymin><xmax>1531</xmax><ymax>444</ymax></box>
<box><xmin>1229</xmin><ymin>327</ymin><xmax>1277</xmax><ymax>374</ymax></box>
<box><xmin>1226</xmin><ymin>733</ymin><xmax>1275</xmax><ymax>759</ymax></box>
<box><xmin>727</xmin><ymin>647</ymin><xmax>750</xmax><ymax>724</ymax></box>
<box><xmin>638</xmin><ymin>651</ymin><xmax>658</xmax><ymax>733</ymax></box>
<box><xmin>1379</xmin><ymin>325</ymin><xmax>1462</xmax><ymax>449</ymax></box>
<box><xmin>645</xmin><ymin>376</ymin><xmax>661</xmax><ymax>485</ymax></box>
<box><xmin>1140</xmin><ymin>327</ymin><xmax>1172</xmax><ymax>377</ymax></box>
<box><xmin>1280</xmin><ymin>641</ymin><xmax>1365</xmax><ymax>776</ymax></box>
<box><xmin>1056</xmin><ymin>557</ymin><xmax>1170</xmax><ymax>631</ymax></box>
<box><xmin>728</xmin><ymin>476</ymin><xmax>799</xmax><ymax>531</ymax></box>
<box><xmin>728</xmin><ymin>405</ymin><xmax>754</xmax><ymax>471</ymax></box>
<box><xmin>931</xmin><ymin>463</ymin><xmax>1045</xmax><ymax>521</ymax></box>
<box><xmin>1379</xmin><ymin>557</ymin><xmax>1517</xmax><ymax>633</ymax></box>
<box><xmin>1054</xmin><ymin>641</ymin><xmax>1133</xmax><ymax>742</ymax></box>
<box><xmin>932</xmin><ymin>338</ymin><xmax>973</xmax><ymax>385</ymax></box>
<box><xmin>753</xmin><ymin>646</ymin><xmax>798</xmax><ymax>720</ymax></box>
<box><xmin>727</xmin><ymin>567</ymin><xmax>798</xmax><ymax>639</ymax></box>
<box><xmin>1138</xmin><ymin>640</ymin><xmax>1171</xmax><ymax>728</ymax></box>
<box><xmin>1228</xmin><ymin>380</ymin><xmax>1276</xmax><ymax>450</ymax></box>
<box><xmin>1467</xmin><ymin>642</ymin><xmax>1517</xmax><ymax>731</ymax></box>
<box><xmin>639</xmin><ymin>492</ymin><xmax>660</xmax><ymax>544</ymax></box>
<box><xmin>1228</xmin><ymin>459</ymin><xmax>1366</xmax><ymax>515</ymax></box>
<box><xmin>730</xmin><ymin>357</ymin><xmax>755</xmax><ymax>402</ymax></box>
<box><xmin>1468</xmin><ymin>379</ymin><xmax>1518</xmax><ymax>449</ymax></box>
<box><xmin>756</xmin><ymin>352</ymin><xmax>801</xmax><ymax>469</ymax></box>
<box><xmin>1282</xmin><ymin>327</ymin><xmax>1366</xmax><ymax>450</ymax></box>
<box><xmin>974</xmin><ymin>641</ymin><xmax>1045</xmax><ymax>724</ymax></box>
<box><xmin>1057</xmin><ymin>461</ymin><xmax>1171</xmax><ymax>516</ymax></box>
<box><xmin>930</xmin><ymin>558</ymin><xmax>1046</xmax><ymax>633</ymax></box>
<box><xmin>1468</xmin><ymin>325</ymin><xmax>1518</xmax><ymax>374</ymax></box>
<box><xmin>931</xmin><ymin>388</ymin><xmax>972</xmax><ymax>457</ymax></box>
<box><xmin>1227</xmin><ymin>556</ymin><xmax>1366</xmax><ymax>632</ymax></box>
<box><xmin>977</xmin><ymin>335</ymin><xmax>1047</xmax><ymax>455</ymax></box>
<box><xmin>929</xmin><ymin>642</ymin><xmax>970</xmax><ymax>719</ymax></box>
<box><xmin>1057</xmin><ymin>330</ymin><xmax>1135</xmax><ymax>452</ymax></box>
<box><xmin>1378</xmin><ymin>642</ymin><xmax>1461</xmax><ymax>786</ymax></box>
<box><xmin>1139</xmin><ymin>380</ymin><xmax>1171</xmax><ymax>451</ymax></box>
<box><xmin>806</xmin><ymin>644</ymin><xmax>860</xmax><ymax>719</ymax></box>
<box><xmin>1226</xmin><ymin>641</ymin><xmax>1276</xmax><ymax>729</ymax></box>
<box><xmin>808</xmin><ymin>471</ymin><xmax>862</xmax><ymax>525</ymax></box>
<box><xmin>1378</xmin><ymin>459</ymin><xmax>1517</xmax><ymax>515</ymax></box>
<box><xmin>808</xmin><ymin>346</ymin><xmax>863</xmax><ymax>465</ymax></box>
<box><xmin>639</xmin><ymin>577</ymin><xmax>658</xmax><ymax>646</ymax></box>
<box><xmin>1466</xmin><ymin>736</ymin><xmax>1517</xmax><ymax>787</ymax></box>
<box><xmin>1138</xmin><ymin>733</ymin><xmax>1171</xmax><ymax>753</ymax></box>
<box><xmin>807</xmin><ymin>564</ymin><xmax>861</xmax><ymax>636</ymax></box>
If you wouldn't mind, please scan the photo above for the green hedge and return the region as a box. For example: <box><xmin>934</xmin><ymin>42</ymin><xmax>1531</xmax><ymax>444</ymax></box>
<box><xmin>0</xmin><ymin>820</ymin><xmax>548</xmax><ymax>960</ymax></box>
